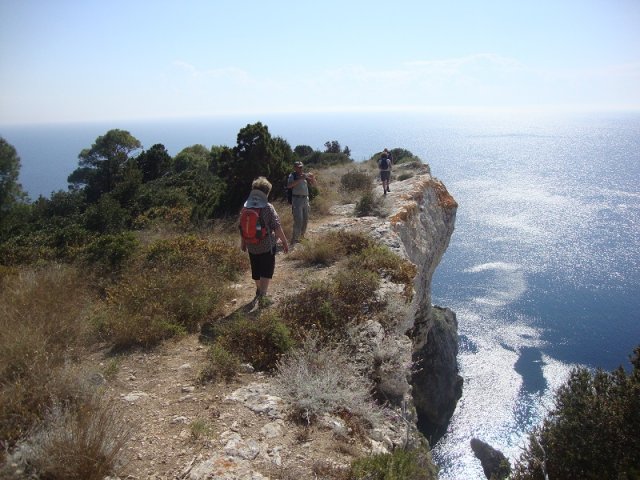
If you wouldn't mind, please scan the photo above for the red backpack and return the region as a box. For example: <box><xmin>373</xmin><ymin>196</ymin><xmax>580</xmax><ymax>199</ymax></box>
<box><xmin>239</xmin><ymin>207</ymin><xmax>267</xmax><ymax>244</ymax></box>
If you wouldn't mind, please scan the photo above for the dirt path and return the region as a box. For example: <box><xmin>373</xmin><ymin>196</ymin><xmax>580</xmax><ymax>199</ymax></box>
<box><xmin>97</xmin><ymin>213</ymin><xmax>356</xmax><ymax>480</ymax></box>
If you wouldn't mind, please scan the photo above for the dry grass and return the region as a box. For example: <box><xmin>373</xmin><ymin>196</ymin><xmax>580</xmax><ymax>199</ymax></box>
<box><xmin>0</xmin><ymin>265</ymin><xmax>95</xmax><ymax>448</ymax></box>
<box><xmin>273</xmin><ymin>335</ymin><xmax>383</xmax><ymax>427</ymax></box>
<box><xmin>289</xmin><ymin>230</ymin><xmax>375</xmax><ymax>267</ymax></box>
<box><xmin>97</xmin><ymin>234</ymin><xmax>248</xmax><ymax>349</ymax></box>
<box><xmin>4</xmin><ymin>394</ymin><xmax>131</xmax><ymax>480</ymax></box>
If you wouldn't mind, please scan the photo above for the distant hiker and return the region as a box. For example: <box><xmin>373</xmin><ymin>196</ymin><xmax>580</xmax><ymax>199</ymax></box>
<box><xmin>287</xmin><ymin>161</ymin><xmax>316</xmax><ymax>244</ymax></box>
<box><xmin>379</xmin><ymin>148</ymin><xmax>393</xmax><ymax>195</ymax></box>
<box><xmin>239</xmin><ymin>177</ymin><xmax>289</xmax><ymax>303</ymax></box>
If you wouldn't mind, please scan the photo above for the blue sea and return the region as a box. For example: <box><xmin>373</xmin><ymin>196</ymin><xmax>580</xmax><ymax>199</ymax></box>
<box><xmin>3</xmin><ymin>112</ymin><xmax>639</xmax><ymax>479</ymax></box>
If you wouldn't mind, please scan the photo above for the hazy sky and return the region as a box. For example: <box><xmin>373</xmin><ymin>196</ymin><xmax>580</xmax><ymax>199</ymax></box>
<box><xmin>1</xmin><ymin>0</ymin><xmax>639</xmax><ymax>125</ymax></box>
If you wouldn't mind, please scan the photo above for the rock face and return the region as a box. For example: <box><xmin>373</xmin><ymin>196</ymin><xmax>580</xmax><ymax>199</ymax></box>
<box><xmin>387</xmin><ymin>167</ymin><xmax>462</xmax><ymax>443</ymax></box>
<box><xmin>329</xmin><ymin>164</ymin><xmax>462</xmax><ymax>444</ymax></box>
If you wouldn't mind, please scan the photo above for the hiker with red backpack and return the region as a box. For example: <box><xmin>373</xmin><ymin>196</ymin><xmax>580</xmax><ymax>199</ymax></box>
<box><xmin>239</xmin><ymin>177</ymin><xmax>289</xmax><ymax>303</ymax></box>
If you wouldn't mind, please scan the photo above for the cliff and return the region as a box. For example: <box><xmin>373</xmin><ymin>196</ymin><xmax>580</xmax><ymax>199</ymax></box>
<box><xmin>330</xmin><ymin>162</ymin><xmax>462</xmax><ymax>444</ymax></box>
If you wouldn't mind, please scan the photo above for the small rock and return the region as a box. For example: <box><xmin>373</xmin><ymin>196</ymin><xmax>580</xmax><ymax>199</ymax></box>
<box><xmin>239</xmin><ymin>363</ymin><xmax>255</xmax><ymax>374</ymax></box>
<box><xmin>122</xmin><ymin>391</ymin><xmax>149</xmax><ymax>402</ymax></box>
<box><xmin>260</xmin><ymin>420</ymin><xmax>284</xmax><ymax>439</ymax></box>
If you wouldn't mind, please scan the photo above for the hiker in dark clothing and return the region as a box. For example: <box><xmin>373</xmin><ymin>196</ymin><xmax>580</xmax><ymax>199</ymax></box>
<box><xmin>379</xmin><ymin>148</ymin><xmax>393</xmax><ymax>195</ymax></box>
<box><xmin>240</xmin><ymin>177</ymin><xmax>289</xmax><ymax>301</ymax></box>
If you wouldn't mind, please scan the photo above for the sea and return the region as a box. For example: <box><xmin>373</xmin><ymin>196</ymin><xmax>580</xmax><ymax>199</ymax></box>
<box><xmin>2</xmin><ymin>111</ymin><xmax>639</xmax><ymax>479</ymax></box>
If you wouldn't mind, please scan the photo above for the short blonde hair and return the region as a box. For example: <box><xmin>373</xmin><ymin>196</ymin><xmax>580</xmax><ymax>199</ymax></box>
<box><xmin>252</xmin><ymin>176</ymin><xmax>272</xmax><ymax>195</ymax></box>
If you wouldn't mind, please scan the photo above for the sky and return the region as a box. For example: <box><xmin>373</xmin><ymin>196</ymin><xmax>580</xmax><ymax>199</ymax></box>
<box><xmin>1</xmin><ymin>0</ymin><xmax>639</xmax><ymax>125</ymax></box>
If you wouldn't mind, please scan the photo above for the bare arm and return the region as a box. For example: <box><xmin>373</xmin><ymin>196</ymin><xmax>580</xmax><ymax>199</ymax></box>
<box><xmin>274</xmin><ymin>225</ymin><xmax>289</xmax><ymax>254</ymax></box>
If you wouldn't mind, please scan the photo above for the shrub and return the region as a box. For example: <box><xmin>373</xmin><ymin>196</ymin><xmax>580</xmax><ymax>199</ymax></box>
<box><xmin>273</xmin><ymin>335</ymin><xmax>383</xmax><ymax>425</ymax></box>
<box><xmin>513</xmin><ymin>346</ymin><xmax>640</xmax><ymax>480</ymax></box>
<box><xmin>81</xmin><ymin>232</ymin><xmax>139</xmax><ymax>274</ymax></box>
<box><xmin>279</xmin><ymin>268</ymin><xmax>380</xmax><ymax>339</ymax></box>
<box><xmin>0</xmin><ymin>231</ymin><xmax>57</xmax><ymax>265</ymax></box>
<box><xmin>209</xmin><ymin>311</ymin><xmax>293</xmax><ymax>371</ymax></box>
<box><xmin>290</xmin><ymin>230</ymin><xmax>375</xmax><ymax>267</ymax></box>
<box><xmin>331</xmin><ymin>268</ymin><xmax>381</xmax><ymax>320</ymax></box>
<box><xmin>368</xmin><ymin>148</ymin><xmax>422</xmax><ymax>168</ymax></box>
<box><xmin>84</xmin><ymin>195</ymin><xmax>130</xmax><ymax>233</ymax></box>
<box><xmin>198</xmin><ymin>343</ymin><xmax>240</xmax><ymax>383</ymax></box>
<box><xmin>98</xmin><ymin>269</ymin><xmax>224</xmax><ymax>348</ymax></box>
<box><xmin>341</xmin><ymin>170</ymin><xmax>372</xmax><ymax>192</ymax></box>
<box><xmin>349</xmin><ymin>245</ymin><xmax>417</xmax><ymax>300</ymax></box>
<box><xmin>0</xmin><ymin>265</ymin><xmax>93</xmax><ymax>448</ymax></box>
<box><xmin>5</xmin><ymin>394</ymin><xmax>130</xmax><ymax>480</ymax></box>
<box><xmin>144</xmin><ymin>235</ymin><xmax>247</xmax><ymax>279</ymax></box>
<box><xmin>354</xmin><ymin>190</ymin><xmax>385</xmax><ymax>218</ymax></box>
<box><xmin>349</xmin><ymin>444</ymin><xmax>437</xmax><ymax>480</ymax></box>
<box><xmin>189</xmin><ymin>419</ymin><xmax>214</xmax><ymax>440</ymax></box>
<box><xmin>291</xmin><ymin>238</ymin><xmax>340</xmax><ymax>266</ymax></box>
<box><xmin>132</xmin><ymin>205</ymin><xmax>192</xmax><ymax>230</ymax></box>
<box><xmin>96</xmin><ymin>234</ymin><xmax>248</xmax><ymax>349</ymax></box>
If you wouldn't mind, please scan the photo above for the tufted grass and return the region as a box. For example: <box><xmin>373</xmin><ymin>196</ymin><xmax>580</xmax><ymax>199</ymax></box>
<box><xmin>273</xmin><ymin>335</ymin><xmax>383</xmax><ymax>427</ymax></box>
<box><xmin>0</xmin><ymin>265</ymin><xmax>95</xmax><ymax>450</ymax></box>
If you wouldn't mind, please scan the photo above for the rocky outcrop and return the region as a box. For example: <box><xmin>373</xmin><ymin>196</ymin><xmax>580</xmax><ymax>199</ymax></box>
<box><xmin>387</xmin><ymin>166</ymin><xmax>462</xmax><ymax>443</ymax></box>
<box><xmin>327</xmin><ymin>164</ymin><xmax>462</xmax><ymax>445</ymax></box>
<box><xmin>470</xmin><ymin>438</ymin><xmax>511</xmax><ymax>480</ymax></box>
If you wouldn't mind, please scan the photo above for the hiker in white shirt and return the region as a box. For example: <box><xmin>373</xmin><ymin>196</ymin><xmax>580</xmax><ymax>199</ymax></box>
<box><xmin>287</xmin><ymin>161</ymin><xmax>316</xmax><ymax>244</ymax></box>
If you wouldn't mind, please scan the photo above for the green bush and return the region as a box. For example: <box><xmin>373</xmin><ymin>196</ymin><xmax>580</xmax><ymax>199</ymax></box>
<box><xmin>354</xmin><ymin>190</ymin><xmax>385</xmax><ymax>218</ymax></box>
<box><xmin>0</xmin><ymin>231</ymin><xmax>57</xmax><ymax>265</ymax></box>
<box><xmin>84</xmin><ymin>195</ymin><xmax>130</xmax><ymax>233</ymax></box>
<box><xmin>341</xmin><ymin>170</ymin><xmax>372</xmax><ymax>192</ymax></box>
<box><xmin>349</xmin><ymin>245</ymin><xmax>417</xmax><ymax>300</ymax></box>
<box><xmin>98</xmin><ymin>269</ymin><xmax>224</xmax><ymax>348</ymax></box>
<box><xmin>290</xmin><ymin>230</ymin><xmax>376</xmax><ymax>267</ymax></box>
<box><xmin>198</xmin><ymin>343</ymin><xmax>241</xmax><ymax>383</ymax></box>
<box><xmin>513</xmin><ymin>346</ymin><xmax>640</xmax><ymax>480</ymax></box>
<box><xmin>94</xmin><ymin>234</ymin><xmax>247</xmax><ymax>349</ymax></box>
<box><xmin>145</xmin><ymin>235</ymin><xmax>247</xmax><ymax>279</ymax></box>
<box><xmin>349</xmin><ymin>445</ymin><xmax>437</xmax><ymax>480</ymax></box>
<box><xmin>81</xmin><ymin>232</ymin><xmax>139</xmax><ymax>273</ymax></box>
<box><xmin>210</xmin><ymin>311</ymin><xmax>293</xmax><ymax>371</ymax></box>
<box><xmin>368</xmin><ymin>148</ymin><xmax>422</xmax><ymax>168</ymax></box>
<box><xmin>279</xmin><ymin>267</ymin><xmax>380</xmax><ymax>339</ymax></box>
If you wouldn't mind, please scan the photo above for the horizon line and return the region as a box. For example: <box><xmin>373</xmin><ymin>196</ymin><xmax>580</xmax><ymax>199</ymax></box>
<box><xmin>2</xmin><ymin>104</ymin><xmax>640</xmax><ymax>127</ymax></box>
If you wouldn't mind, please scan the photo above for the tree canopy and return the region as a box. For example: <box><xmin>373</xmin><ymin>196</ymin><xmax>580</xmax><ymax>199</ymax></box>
<box><xmin>513</xmin><ymin>346</ymin><xmax>640</xmax><ymax>479</ymax></box>
<box><xmin>68</xmin><ymin>129</ymin><xmax>142</xmax><ymax>202</ymax></box>
<box><xmin>0</xmin><ymin>137</ymin><xmax>27</xmax><ymax>213</ymax></box>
